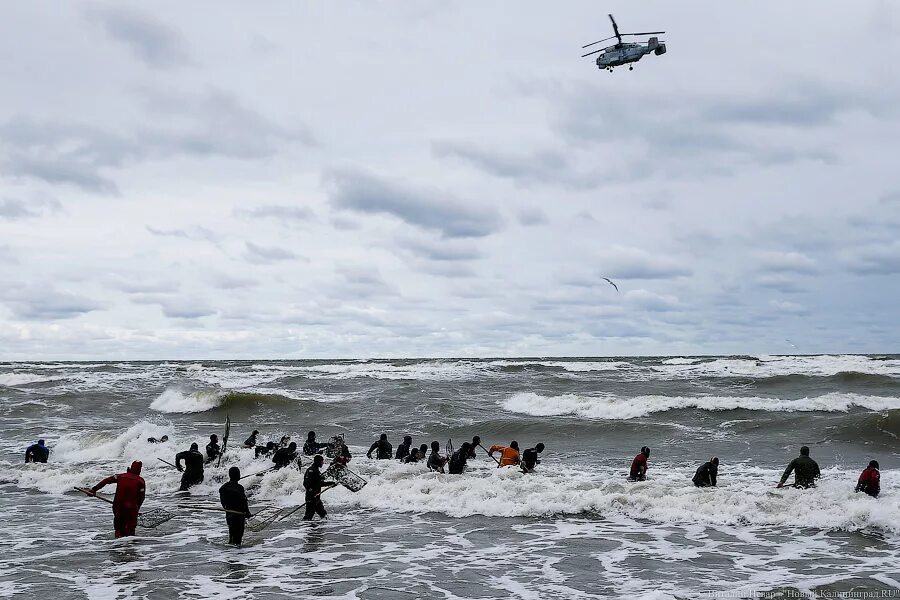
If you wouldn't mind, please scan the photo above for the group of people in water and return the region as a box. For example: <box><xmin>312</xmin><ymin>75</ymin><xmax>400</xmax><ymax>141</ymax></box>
<box><xmin>626</xmin><ymin>444</ymin><xmax>881</xmax><ymax>498</ymax></box>
<box><xmin>25</xmin><ymin>433</ymin><xmax>883</xmax><ymax>547</ymax></box>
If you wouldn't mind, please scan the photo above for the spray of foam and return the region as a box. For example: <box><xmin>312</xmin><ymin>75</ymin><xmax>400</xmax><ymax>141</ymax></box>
<box><xmin>501</xmin><ymin>392</ymin><xmax>900</xmax><ymax>420</ymax></box>
<box><xmin>150</xmin><ymin>387</ymin><xmax>226</xmax><ymax>413</ymax></box>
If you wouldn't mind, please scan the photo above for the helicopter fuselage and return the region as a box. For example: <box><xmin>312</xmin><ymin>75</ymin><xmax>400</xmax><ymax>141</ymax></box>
<box><xmin>595</xmin><ymin>37</ymin><xmax>665</xmax><ymax>70</ymax></box>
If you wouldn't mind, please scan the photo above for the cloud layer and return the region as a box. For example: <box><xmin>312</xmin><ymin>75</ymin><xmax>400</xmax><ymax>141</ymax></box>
<box><xmin>0</xmin><ymin>1</ymin><xmax>898</xmax><ymax>359</ymax></box>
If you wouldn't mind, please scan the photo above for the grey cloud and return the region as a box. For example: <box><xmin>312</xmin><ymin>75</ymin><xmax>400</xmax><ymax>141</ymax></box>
<box><xmin>137</xmin><ymin>86</ymin><xmax>316</xmax><ymax>158</ymax></box>
<box><xmin>106</xmin><ymin>277</ymin><xmax>181</xmax><ymax>294</ymax></box>
<box><xmin>432</xmin><ymin>141</ymin><xmax>599</xmax><ymax>189</ymax></box>
<box><xmin>395</xmin><ymin>235</ymin><xmax>483</xmax><ymax>262</ymax></box>
<box><xmin>879</xmin><ymin>191</ymin><xmax>900</xmax><ymax>204</ymax></box>
<box><xmin>542</xmin><ymin>80</ymin><xmax>849</xmax><ymax>183</ymax></box>
<box><xmin>146</xmin><ymin>225</ymin><xmax>220</xmax><ymax>244</ymax></box>
<box><xmin>517</xmin><ymin>207</ymin><xmax>548</xmax><ymax>226</ymax></box>
<box><xmin>160</xmin><ymin>300</ymin><xmax>216</xmax><ymax>319</ymax></box>
<box><xmin>84</xmin><ymin>5</ymin><xmax>190</xmax><ymax>69</ymax></box>
<box><xmin>244</xmin><ymin>242</ymin><xmax>301</xmax><ymax>264</ymax></box>
<box><xmin>208</xmin><ymin>273</ymin><xmax>258</xmax><ymax>290</ymax></box>
<box><xmin>769</xmin><ymin>299</ymin><xmax>810</xmax><ymax>316</ymax></box>
<box><xmin>755</xmin><ymin>274</ymin><xmax>805</xmax><ymax>294</ymax></box>
<box><xmin>598</xmin><ymin>246</ymin><xmax>691</xmax><ymax>280</ymax></box>
<box><xmin>842</xmin><ymin>242</ymin><xmax>900</xmax><ymax>275</ymax></box>
<box><xmin>0</xmin><ymin>196</ymin><xmax>61</xmax><ymax>220</ymax></box>
<box><xmin>330</xmin><ymin>216</ymin><xmax>362</xmax><ymax>231</ymax></box>
<box><xmin>326</xmin><ymin>167</ymin><xmax>503</xmax><ymax>238</ymax></box>
<box><xmin>706</xmin><ymin>85</ymin><xmax>876</xmax><ymax>127</ymax></box>
<box><xmin>413</xmin><ymin>261</ymin><xmax>476</xmax><ymax>278</ymax></box>
<box><xmin>625</xmin><ymin>289</ymin><xmax>680</xmax><ymax>312</ymax></box>
<box><xmin>0</xmin><ymin>88</ymin><xmax>314</xmax><ymax>193</ymax></box>
<box><xmin>756</xmin><ymin>251</ymin><xmax>819</xmax><ymax>275</ymax></box>
<box><xmin>331</xmin><ymin>265</ymin><xmax>398</xmax><ymax>299</ymax></box>
<box><xmin>236</xmin><ymin>205</ymin><xmax>314</xmax><ymax>221</ymax></box>
<box><xmin>2</xmin><ymin>286</ymin><xmax>104</xmax><ymax>320</ymax></box>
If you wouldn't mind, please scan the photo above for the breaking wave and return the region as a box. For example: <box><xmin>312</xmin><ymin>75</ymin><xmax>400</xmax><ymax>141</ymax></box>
<box><xmin>501</xmin><ymin>391</ymin><xmax>900</xmax><ymax>420</ymax></box>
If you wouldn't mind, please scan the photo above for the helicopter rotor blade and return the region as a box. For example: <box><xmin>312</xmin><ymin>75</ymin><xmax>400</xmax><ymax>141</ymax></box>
<box><xmin>609</xmin><ymin>14</ymin><xmax>621</xmax><ymax>42</ymax></box>
<box><xmin>622</xmin><ymin>31</ymin><xmax>666</xmax><ymax>36</ymax></box>
<box><xmin>581</xmin><ymin>35</ymin><xmax>616</xmax><ymax>49</ymax></box>
<box><xmin>581</xmin><ymin>48</ymin><xmax>604</xmax><ymax>58</ymax></box>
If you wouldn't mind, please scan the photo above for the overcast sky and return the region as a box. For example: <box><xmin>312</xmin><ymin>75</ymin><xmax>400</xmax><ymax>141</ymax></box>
<box><xmin>1</xmin><ymin>1</ymin><xmax>899</xmax><ymax>360</ymax></box>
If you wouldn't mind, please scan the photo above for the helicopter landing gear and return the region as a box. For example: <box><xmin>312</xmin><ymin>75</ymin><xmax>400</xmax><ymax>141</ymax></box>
<box><xmin>629</xmin><ymin>65</ymin><xmax>633</xmax><ymax>71</ymax></box>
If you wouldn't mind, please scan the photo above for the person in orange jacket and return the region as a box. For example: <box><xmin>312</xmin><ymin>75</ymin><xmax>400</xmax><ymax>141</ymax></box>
<box><xmin>88</xmin><ymin>460</ymin><xmax>146</xmax><ymax>538</ymax></box>
<box><xmin>488</xmin><ymin>441</ymin><xmax>520</xmax><ymax>467</ymax></box>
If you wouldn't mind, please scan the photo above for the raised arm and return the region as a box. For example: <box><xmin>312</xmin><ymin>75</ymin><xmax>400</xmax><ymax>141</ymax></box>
<box><xmin>91</xmin><ymin>474</ymin><xmax>118</xmax><ymax>493</ymax></box>
<box><xmin>778</xmin><ymin>459</ymin><xmax>796</xmax><ymax>487</ymax></box>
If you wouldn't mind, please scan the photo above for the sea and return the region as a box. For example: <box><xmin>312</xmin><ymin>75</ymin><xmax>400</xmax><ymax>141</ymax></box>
<box><xmin>0</xmin><ymin>355</ymin><xmax>898</xmax><ymax>599</ymax></box>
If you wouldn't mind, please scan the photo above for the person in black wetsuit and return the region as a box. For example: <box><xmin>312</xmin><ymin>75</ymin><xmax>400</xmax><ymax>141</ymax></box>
<box><xmin>521</xmin><ymin>443</ymin><xmax>545</xmax><ymax>473</ymax></box>
<box><xmin>367</xmin><ymin>434</ymin><xmax>393</xmax><ymax>459</ymax></box>
<box><xmin>303</xmin><ymin>455</ymin><xmax>335</xmax><ymax>521</ymax></box>
<box><xmin>395</xmin><ymin>435</ymin><xmax>413</xmax><ymax>460</ymax></box>
<box><xmin>448</xmin><ymin>442</ymin><xmax>471</xmax><ymax>474</ymax></box>
<box><xmin>206</xmin><ymin>434</ymin><xmax>221</xmax><ymax>464</ymax></box>
<box><xmin>175</xmin><ymin>442</ymin><xmax>205</xmax><ymax>490</ymax></box>
<box><xmin>418</xmin><ymin>444</ymin><xmax>429</xmax><ymax>461</ymax></box>
<box><xmin>147</xmin><ymin>435</ymin><xmax>169</xmax><ymax>444</ymax></box>
<box><xmin>272</xmin><ymin>442</ymin><xmax>299</xmax><ymax>470</ymax></box>
<box><xmin>279</xmin><ymin>435</ymin><xmax>291</xmax><ymax>448</ymax></box>
<box><xmin>255</xmin><ymin>441</ymin><xmax>276</xmax><ymax>459</ymax></box>
<box><xmin>219</xmin><ymin>466</ymin><xmax>251</xmax><ymax>546</ymax></box>
<box><xmin>25</xmin><ymin>439</ymin><xmax>49</xmax><ymax>463</ymax></box>
<box><xmin>427</xmin><ymin>441</ymin><xmax>446</xmax><ymax>472</ymax></box>
<box><xmin>692</xmin><ymin>457</ymin><xmax>719</xmax><ymax>488</ymax></box>
<box><xmin>243</xmin><ymin>430</ymin><xmax>260</xmax><ymax>448</ymax></box>
<box><xmin>403</xmin><ymin>448</ymin><xmax>422</xmax><ymax>464</ymax></box>
<box><xmin>303</xmin><ymin>431</ymin><xmax>329</xmax><ymax>456</ymax></box>
<box><xmin>777</xmin><ymin>446</ymin><xmax>820</xmax><ymax>488</ymax></box>
<box><xmin>468</xmin><ymin>436</ymin><xmax>481</xmax><ymax>459</ymax></box>
<box><xmin>332</xmin><ymin>440</ymin><xmax>352</xmax><ymax>466</ymax></box>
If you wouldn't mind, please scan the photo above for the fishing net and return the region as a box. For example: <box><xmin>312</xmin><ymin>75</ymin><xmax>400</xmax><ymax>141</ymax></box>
<box><xmin>246</xmin><ymin>506</ymin><xmax>288</xmax><ymax>532</ymax></box>
<box><xmin>138</xmin><ymin>508</ymin><xmax>176</xmax><ymax>529</ymax></box>
<box><xmin>324</xmin><ymin>463</ymin><xmax>367</xmax><ymax>493</ymax></box>
<box><xmin>324</xmin><ymin>434</ymin><xmax>345</xmax><ymax>458</ymax></box>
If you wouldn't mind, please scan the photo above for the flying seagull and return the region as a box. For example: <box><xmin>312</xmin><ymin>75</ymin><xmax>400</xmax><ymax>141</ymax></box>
<box><xmin>601</xmin><ymin>277</ymin><xmax>619</xmax><ymax>293</ymax></box>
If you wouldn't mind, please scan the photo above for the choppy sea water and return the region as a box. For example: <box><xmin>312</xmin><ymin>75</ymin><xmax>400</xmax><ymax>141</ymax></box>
<box><xmin>1</xmin><ymin>355</ymin><xmax>898</xmax><ymax>599</ymax></box>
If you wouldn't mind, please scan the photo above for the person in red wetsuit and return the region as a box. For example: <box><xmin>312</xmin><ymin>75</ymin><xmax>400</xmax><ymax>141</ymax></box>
<box><xmin>628</xmin><ymin>446</ymin><xmax>651</xmax><ymax>481</ymax></box>
<box><xmin>88</xmin><ymin>461</ymin><xmax>146</xmax><ymax>538</ymax></box>
<box><xmin>855</xmin><ymin>460</ymin><xmax>881</xmax><ymax>498</ymax></box>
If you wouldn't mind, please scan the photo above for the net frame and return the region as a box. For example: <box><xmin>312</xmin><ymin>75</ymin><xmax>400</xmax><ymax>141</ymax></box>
<box><xmin>324</xmin><ymin>463</ymin><xmax>367</xmax><ymax>492</ymax></box>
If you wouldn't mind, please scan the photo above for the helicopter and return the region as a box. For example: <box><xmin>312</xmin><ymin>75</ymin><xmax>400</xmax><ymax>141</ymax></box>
<box><xmin>582</xmin><ymin>14</ymin><xmax>666</xmax><ymax>72</ymax></box>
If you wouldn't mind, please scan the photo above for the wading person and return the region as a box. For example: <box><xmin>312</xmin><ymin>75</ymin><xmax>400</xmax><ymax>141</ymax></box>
<box><xmin>777</xmin><ymin>446</ymin><xmax>820</xmax><ymax>489</ymax></box>
<box><xmin>521</xmin><ymin>443</ymin><xmax>545</xmax><ymax>473</ymax></box>
<box><xmin>488</xmin><ymin>441</ymin><xmax>521</xmax><ymax>468</ymax></box>
<box><xmin>243</xmin><ymin>430</ymin><xmax>260</xmax><ymax>449</ymax></box>
<box><xmin>448</xmin><ymin>442</ymin><xmax>471</xmax><ymax>474</ymax></box>
<box><xmin>427</xmin><ymin>441</ymin><xmax>446</xmax><ymax>473</ymax></box>
<box><xmin>219</xmin><ymin>466</ymin><xmax>251</xmax><ymax>546</ymax></box>
<box><xmin>395</xmin><ymin>435</ymin><xmax>413</xmax><ymax>460</ymax></box>
<box><xmin>25</xmin><ymin>439</ymin><xmax>49</xmax><ymax>463</ymax></box>
<box><xmin>88</xmin><ymin>461</ymin><xmax>145</xmax><ymax>538</ymax></box>
<box><xmin>628</xmin><ymin>447</ymin><xmax>651</xmax><ymax>481</ymax></box>
<box><xmin>175</xmin><ymin>442</ymin><xmax>205</xmax><ymax>491</ymax></box>
<box><xmin>205</xmin><ymin>434</ymin><xmax>221</xmax><ymax>463</ymax></box>
<box><xmin>303</xmin><ymin>455</ymin><xmax>335</xmax><ymax>521</ymax></box>
<box><xmin>468</xmin><ymin>435</ymin><xmax>481</xmax><ymax>459</ymax></box>
<box><xmin>272</xmin><ymin>442</ymin><xmax>299</xmax><ymax>470</ymax></box>
<box><xmin>692</xmin><ymin>457</ymin><xmax>719</xmax><ymax>488</ymax></box>
<box><xmin>303</xmin><ymin>431</ymin><xmax>328</xmax><ymax>456</ymax></box>
<box><xmin>855</xmin><ymin>460</ymin><xmax>880</xmax><ymax>498</ymax></box>
<box><xmin>367</xmin><ymin>433</ymin><xmax>393</xmax><ymax>459</ymax></box>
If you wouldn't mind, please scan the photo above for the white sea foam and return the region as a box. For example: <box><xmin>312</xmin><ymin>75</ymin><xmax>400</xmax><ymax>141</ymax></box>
<box><xmin>653</xmin><ymin>354</ymin><xmax>900</xmax><ymax>379</ymax></box>
<box><xmin>150</xmin><ymin>387</ymin><xmax>226</xmax><ymax>413</ymax></box>
<box><xmin>247</xmin><ymin>458</ymin><xmax>900</xmax><ymax>534</ymax></box>
<box><xmin>502</xmin><ymin>391</ymin><xmax>900</xmax><ymax>419</ymax></box>
<box><xmin>0</xmin><ymin>373</ymin><xmax>61</xmax><ymax>387</ymax></box>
